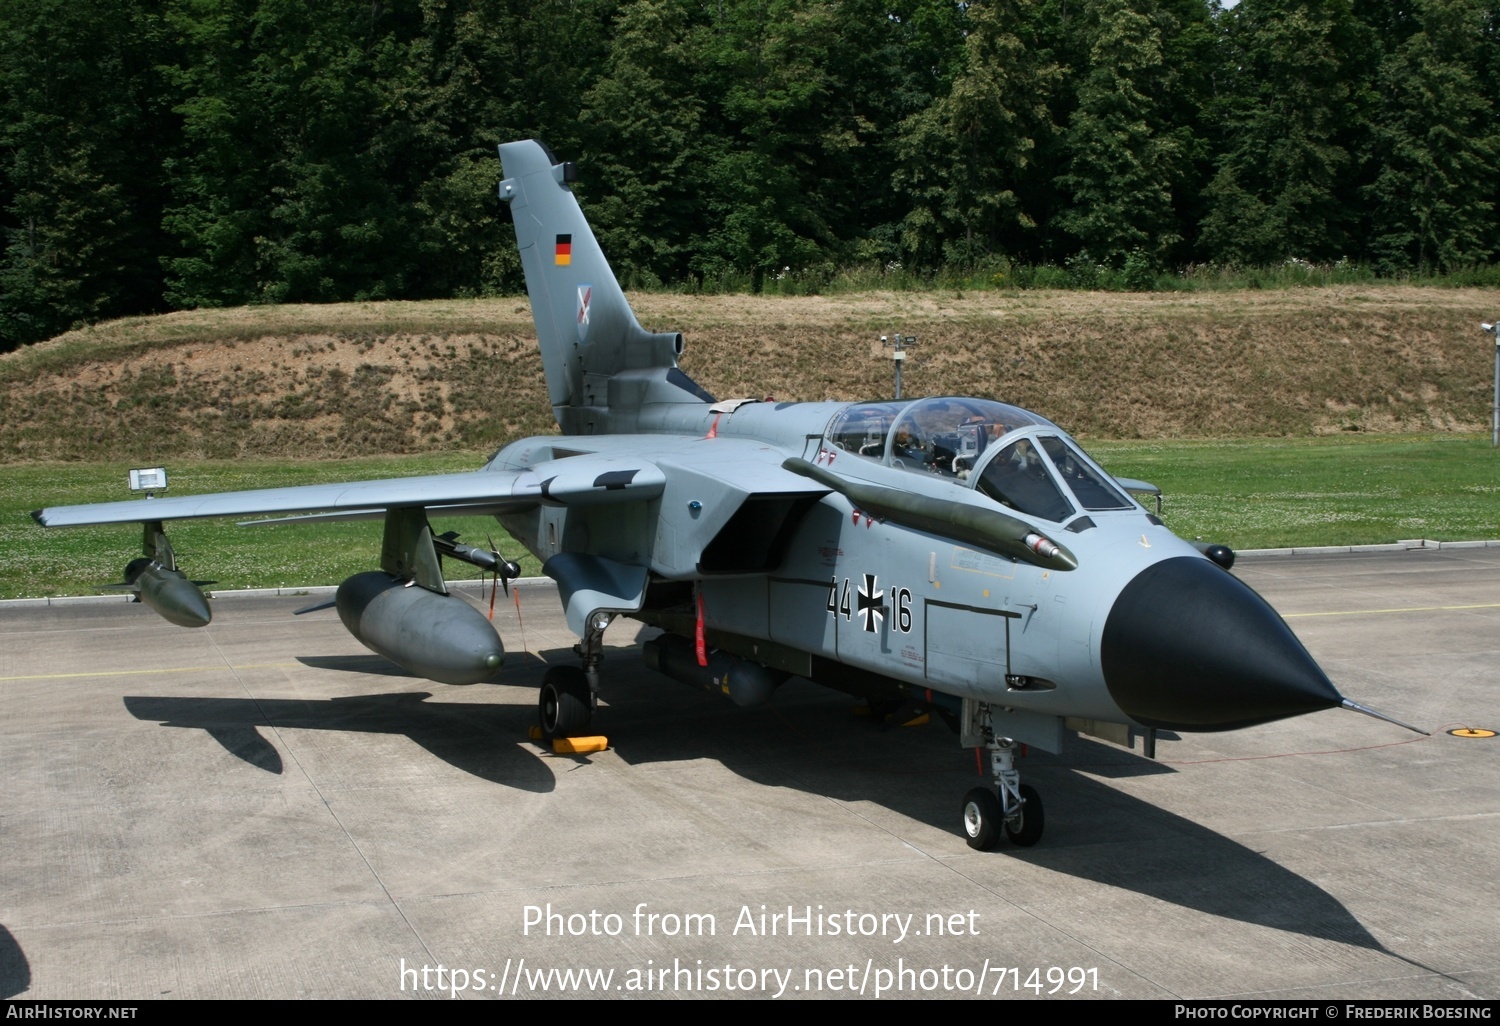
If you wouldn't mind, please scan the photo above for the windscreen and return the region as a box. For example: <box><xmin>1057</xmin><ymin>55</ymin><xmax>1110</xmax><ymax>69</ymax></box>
<box><xmin>1038</xmin><ymin>436</ymin><xmax>1133</xmax><ymax>511</ymax></box>
<box><xmin>975</xmin><ymin>438</ymin><xmax>1075</xmax><ymax>522</ymax></box>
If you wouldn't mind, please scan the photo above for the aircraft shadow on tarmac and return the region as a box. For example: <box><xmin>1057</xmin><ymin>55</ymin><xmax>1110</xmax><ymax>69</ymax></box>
<box><xmin>605</xmin><ymin>678</ymin><xmax>1396</xmax><ymax>955</ymax></box>
<box><xmin>0</xmin><ymin>925</ymin><xmax>29</xmax><ymax>999</ymax></box>
<box><xmin>122</xmin><ymin>691</ymin><xmax>555</xmax><ymax>792</ymax></box>
<box><xmin>123</xmin><ymin>645</ymin><xmax>574</xmax><ymax>786</ymax></box>
<box><xmin>121</xmin><ymin>668</ymin><xmax>1403</xmax><ymax>958</ymax></box>
<box><xmin>296</xmin><ymin>654</ymin><xmax>420</xmax><ymax>677</ymax></box>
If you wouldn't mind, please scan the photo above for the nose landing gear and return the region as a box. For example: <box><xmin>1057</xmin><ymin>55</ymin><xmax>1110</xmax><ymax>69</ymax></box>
<box><xmin>962</xmin><ymin>733</ymin><xmax>1044</xmax><ymax>850</ymax></box>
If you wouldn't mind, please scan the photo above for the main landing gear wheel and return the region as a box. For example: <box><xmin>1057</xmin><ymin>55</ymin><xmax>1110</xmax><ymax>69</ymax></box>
<box><xmin>962</xmin><ymin>787</ymin><xmax>1003</xmax><ymax>851</ymax></box>
<box><xmin>1003</xmin><ymin>783</ymin><xmax>1044</xmax><ymax>847</ymax></box>
<box><xmin>539</xmin><ymin>665</ymin><xmax>591</xmax><ymax>741</ymax></box>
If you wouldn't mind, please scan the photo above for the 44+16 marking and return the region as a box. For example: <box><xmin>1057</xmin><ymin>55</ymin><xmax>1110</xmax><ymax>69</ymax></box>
<box><xmin>827</xmin><ymin>574</ymin><xmax>912</xmax><ymax>634</ymax></box>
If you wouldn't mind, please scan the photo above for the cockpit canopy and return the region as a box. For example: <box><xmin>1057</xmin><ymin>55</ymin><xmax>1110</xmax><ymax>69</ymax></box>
<box><xmin>825</xmin><ymin>398</ymin><xmax>1051</xmax><ymax>474</ymax></box>
<box><xmin>823</xmin><ymin>397</ymin><xmax>1135</xmax><ymax>524</ymax></box>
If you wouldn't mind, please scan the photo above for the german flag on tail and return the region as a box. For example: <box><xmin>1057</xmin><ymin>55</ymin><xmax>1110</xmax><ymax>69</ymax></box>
<box><xmin>554</xmin><ymin>234</ymin><xmax>572</xmax><ymax>266</ymax></box>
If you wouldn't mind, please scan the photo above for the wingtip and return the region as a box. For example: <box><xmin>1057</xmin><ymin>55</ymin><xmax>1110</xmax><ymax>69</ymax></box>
<box><xmin>30</xmin><ymin>509</ymin><xmax>45</xmax><ymax>526</ymax></box>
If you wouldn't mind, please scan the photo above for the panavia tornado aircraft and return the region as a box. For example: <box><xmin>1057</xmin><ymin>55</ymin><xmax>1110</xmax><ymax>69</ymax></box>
<box><xmin>34</xmin><ymin>139</ymin><xmax>1424</xmax><ymax>850</ymax></box>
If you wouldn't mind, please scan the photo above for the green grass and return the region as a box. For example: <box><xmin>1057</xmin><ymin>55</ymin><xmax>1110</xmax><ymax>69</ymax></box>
<box><xmin>3</xmin><ymin>453</ymin><xmax>542</xmax><ymax>599</ymax></box>
<box><xmin>1090</xmin><ymin>433</ymin><xmax>1500</xmax><ymax>549</ymax></box>
<box><xmin>5</xmin><ymin>434</ymin><xmax>1497</xmax><ymax>599</ymax></box>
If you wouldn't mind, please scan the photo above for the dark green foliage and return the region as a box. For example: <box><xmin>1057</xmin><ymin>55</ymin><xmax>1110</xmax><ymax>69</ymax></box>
<box><xmin>896</xmin><ymin>0</ymin><xmax>1060</xmax><ymax>269</ymax></box>
<box><xmin>166</xmin><ymin>0</ymin><xmax>447</xmax><ymax>305</ymax></box>
<box><xmin>1364</xmin><ymin>0</ymin><xmax>1498</xmax><ymax>272</ymax></box>
<box><xmin>0</xmin><ymin>0</ymin><xmax>179</xmax><ymax>348</ymax></box>
<box><xmin>687</xmin><ymin>0</ymin><xmax>847</xmax><ymax>285</ymax></box>
<box><xmin>1199</xmin><ymin>0</ymin><xmax>1376</xmax><ymax>265</ymax></box>
<box><xmin>1055</xmin><ymin>0</ymin><xmax>1192</xmax><ymax>267</ymax></box>
<box><xmin>158</xmin><ymin>0</ymin><xmax>616</xmax><ymax>308</ymax></box>
<box><xmin>578</xmin><ymin>0</ymin><xmax>706</xmax><ymax>286</ymax></box>
<box><xmin>2</xmin><ymin>0</ymin><xmax>1498</xmax><ymax>349</ymax></box>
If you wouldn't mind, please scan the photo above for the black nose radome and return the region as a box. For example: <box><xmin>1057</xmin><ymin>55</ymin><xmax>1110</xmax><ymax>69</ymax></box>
<box><xmin>1101</xmin><ymin>556</ymin><xmax>1342</xmax><ymax>731</ymax></box>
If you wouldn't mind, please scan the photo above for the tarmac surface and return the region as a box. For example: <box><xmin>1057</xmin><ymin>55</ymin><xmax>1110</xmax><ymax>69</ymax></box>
<box><xmin>1</xmin><ymin>548</ymin><xmax>1497</xmax><ymax>1000</ymax></box>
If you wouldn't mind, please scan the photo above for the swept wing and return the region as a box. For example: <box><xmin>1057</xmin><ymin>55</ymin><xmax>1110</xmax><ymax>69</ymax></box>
<box><xmin>32</xmin><ymin>456</ymin><xmax>667</xmax><ymax>528</ymax></box>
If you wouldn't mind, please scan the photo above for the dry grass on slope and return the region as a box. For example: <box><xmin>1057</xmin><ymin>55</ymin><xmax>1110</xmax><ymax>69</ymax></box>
<box><xmin>2</xmin><ymin>287</ymin><xmax>1495</xmax><ymax>462</ymax></box>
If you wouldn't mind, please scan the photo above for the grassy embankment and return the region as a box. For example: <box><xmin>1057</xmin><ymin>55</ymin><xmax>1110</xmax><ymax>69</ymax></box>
<box><xmin>2</xmin><ymin>287</ymin><xmax>1496</xmax><ymax>597</ymax></box>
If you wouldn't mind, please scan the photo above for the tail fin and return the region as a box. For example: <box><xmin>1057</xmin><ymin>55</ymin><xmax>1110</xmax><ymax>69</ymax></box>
<box><xmin>498</xmin><ymin>140</ymin><xmax>710</xmax><ymax>433</ymax></box>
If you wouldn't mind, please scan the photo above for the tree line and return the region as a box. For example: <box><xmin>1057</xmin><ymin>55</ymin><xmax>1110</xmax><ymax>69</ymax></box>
<box><xmin>2</xmin><ymin>0</ymin><xmax>1497</xmax><ymax>349</ymax></box>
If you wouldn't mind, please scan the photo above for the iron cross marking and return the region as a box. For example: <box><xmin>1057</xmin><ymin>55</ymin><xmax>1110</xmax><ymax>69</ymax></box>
<box><xmin>857</xmin><ymin>573</ymin><xmax>885</xmax><ymax>633</ymax></box>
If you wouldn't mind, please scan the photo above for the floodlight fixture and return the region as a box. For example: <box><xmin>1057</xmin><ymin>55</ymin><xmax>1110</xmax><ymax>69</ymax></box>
<box><xmin>128</xmin><ymin>467</ymin><xmax>168</xmax><ymax>497</ymax></box>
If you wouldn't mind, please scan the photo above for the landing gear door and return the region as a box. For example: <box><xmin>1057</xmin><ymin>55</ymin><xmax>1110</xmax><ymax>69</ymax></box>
<box><xmin>960</xmin><ymin>699</ymin><xmax>1065</xmax><ymax>754</ymax></box>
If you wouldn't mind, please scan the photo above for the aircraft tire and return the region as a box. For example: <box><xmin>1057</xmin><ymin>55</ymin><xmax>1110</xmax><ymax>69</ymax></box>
<box><xmin>962</xmin><ymin>787</ymin><xmax>1002</xmax><ymax>851</ymax></box>
<box><xmin>1004</xmin><ymin>784</ymin><xmax>1044</xmax><ymax>847</ymax></box>
<box><xmin>539</xmin><ymin>666</ymin><xmax>591</xmax><ymax>740</ymax></box>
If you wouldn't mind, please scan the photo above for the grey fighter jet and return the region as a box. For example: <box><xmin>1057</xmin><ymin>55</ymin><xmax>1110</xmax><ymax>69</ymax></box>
<box><xmin>34</xmin><ymin>140</ymin><xmax>1423</xmax><ymax>849</ymax></box>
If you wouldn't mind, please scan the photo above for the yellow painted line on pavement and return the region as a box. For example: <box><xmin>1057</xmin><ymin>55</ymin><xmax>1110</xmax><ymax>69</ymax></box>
<box><xmin>0</xmin><ymin>663</ymin><xmax>299</xmax><ymax>682</ymax></box>
<box><xmin>1283</xmin><ymin>603</ymin><xmax>1500</xmax><ymax>619</ymax></box>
